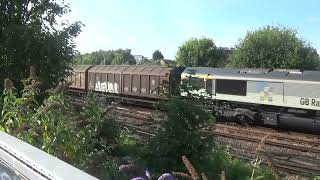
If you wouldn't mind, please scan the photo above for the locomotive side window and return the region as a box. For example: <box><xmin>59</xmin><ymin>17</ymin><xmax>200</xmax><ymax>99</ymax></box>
<box><xmin>216</xmin><ymin>79</ymin><xmax>247</xmax><ymax>96</ymax></box>
<box><xmin>193</xmin><ymin>78</ymin><xmax>205</xmax><ymax>90</ymax></box>
<box><xmin>205</xmin><ymin>79</ymin><xmax>213</xmax><ymax>94</ymax></box>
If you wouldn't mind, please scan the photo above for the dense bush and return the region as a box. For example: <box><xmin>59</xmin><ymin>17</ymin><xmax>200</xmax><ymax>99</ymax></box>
<box><xmin>0</xmin><ymin>76</ymin><xmax>121</xmax><ymax>178</ymax></box>
<box><xmin>143</xmin><ymin>97</ymin><xmax>214</xmax><ymax>173</ymax></box>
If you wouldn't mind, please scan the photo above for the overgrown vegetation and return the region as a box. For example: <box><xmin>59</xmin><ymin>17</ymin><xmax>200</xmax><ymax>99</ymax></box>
<box><xmin>144</xmin><ymin>98</ymin><xmax>214</xmax><ymax>172</ymax></box>
<box><xmin>0</xmin><ymin>75</ymin><xmax>124</xmax><ymax>179</ymax></box>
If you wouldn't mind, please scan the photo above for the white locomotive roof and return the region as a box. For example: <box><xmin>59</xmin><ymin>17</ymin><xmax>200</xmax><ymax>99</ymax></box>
<box><xmin>183</xmin><ymin>67</ymin><xmax>320</xmax><ymax>82</ymax></box>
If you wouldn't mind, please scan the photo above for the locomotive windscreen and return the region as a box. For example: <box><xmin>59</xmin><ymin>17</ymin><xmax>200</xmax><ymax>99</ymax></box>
<box><xmin>216</xmin><ymin>79</ymin><xmax>247</xmax><ymax>96</ymax></box>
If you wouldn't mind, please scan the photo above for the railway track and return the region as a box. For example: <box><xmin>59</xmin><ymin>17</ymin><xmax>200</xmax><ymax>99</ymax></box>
<box><xmin>112</xmin><ymin>105</ymin><xmax>320</xmax><ymax>176</ymax></box>
<box><xmin>118</xmin><ymin>121</ymin><xmax>320</xmax><ymax>176</ymax></box>
<box><xmin>65</xmin><ymin>93</ymin><xmax>320</xmax><ymax>176</ymax></box>
<box><xmin>233</xmin><ymin>153</ymin><xmax>320</xmax><ymax>176</ymax></box>
<box><xmin>114</xmin><ymin>105</ymin><xmax>320</xmax><ymax>154</ymax></box>
<box><xmin>211</xmin><ymin>124</ymin><xmax>320</xmax><ymax>154</ymax></box>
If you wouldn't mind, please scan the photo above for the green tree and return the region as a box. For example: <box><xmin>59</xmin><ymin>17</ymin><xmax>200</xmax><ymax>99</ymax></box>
<box><xmin>112</xmin><ymin>49</ymin><xmax>136</xmax><ymax>65</ymax></box>
<box><xmin>74</xmin><ymin>49</ymin><xmax>136</xmax><ymax>65</ymax></box>
<box><xmin>216</xmin><ymin>47</ymin><xmax>229</xmax><ymax>67</ymax></box>
<box><xmin>144</xmin><ymin>97</ymin><xmax>214</xmax><ymax>172</ymax></box>
<box><xmin>175</xmin><ymin>38</ymin><xmax>227</xmax><ymax>67</ymax></box>
<box><xmin>152</xmin><ymin>50</ymin><xmax>164</xmax><ymax>60</ymax></box>
<box><xmin>0</xmin><ymin>0</ymin><xmax>82</xmax><ymax>92</ymax></box>
<box><xmin>228</xmin><ymin>26</ymin><xmax>320</xmax><ymax>70</ymax></box>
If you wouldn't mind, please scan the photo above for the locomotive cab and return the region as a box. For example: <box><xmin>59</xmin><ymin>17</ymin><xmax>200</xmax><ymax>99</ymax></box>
<box><xmin>180</xmin><ymin>67</ymin><xmax>214</xmax><ymax>99</ymax></box>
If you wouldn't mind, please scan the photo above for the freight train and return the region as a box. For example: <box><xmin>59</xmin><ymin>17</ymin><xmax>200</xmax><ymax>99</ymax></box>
<box><xmin>67</xmin><ymin>65</ymin><xmax>320</xmax><ymax>132</ymax></box>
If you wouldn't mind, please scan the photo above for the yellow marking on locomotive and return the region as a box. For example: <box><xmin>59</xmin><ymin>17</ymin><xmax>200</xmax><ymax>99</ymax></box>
<box><xmin>259</xmin><ymin>86</ymin><xmax>273</xmax><ymax>102</ymax></box>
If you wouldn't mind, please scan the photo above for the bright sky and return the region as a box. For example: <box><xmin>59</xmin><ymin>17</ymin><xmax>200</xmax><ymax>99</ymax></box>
<box><xmin>67</xmin><ymin>0</ymin><xmax>320</xmax><ymax>59</ymax></box>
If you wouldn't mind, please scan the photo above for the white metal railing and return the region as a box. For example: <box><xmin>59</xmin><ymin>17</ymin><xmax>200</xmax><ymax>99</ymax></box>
<box><xmin>0</xmin><ymin>132</ymin><xmax>98</xmax><ymax>180</ymax></box>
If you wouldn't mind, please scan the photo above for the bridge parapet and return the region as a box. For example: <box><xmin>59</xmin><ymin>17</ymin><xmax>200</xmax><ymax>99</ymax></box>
<box><xmin>0</xmin><ymin>132</ymin><xmax>98</xmax><ymax>180</ymax></box>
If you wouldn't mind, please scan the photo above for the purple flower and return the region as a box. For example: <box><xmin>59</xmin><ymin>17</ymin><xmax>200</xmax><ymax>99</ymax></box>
<box><xmin>158</xmin><ymin>173</ymin><xmax>175</xmax><ymax>180</ymax></box>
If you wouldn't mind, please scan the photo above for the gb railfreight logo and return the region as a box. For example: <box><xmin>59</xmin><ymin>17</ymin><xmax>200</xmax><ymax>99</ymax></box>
<box><xmin>300</xmin><ymin>98</ymin><xmax>320</xmax><ymax>107</ymax></box>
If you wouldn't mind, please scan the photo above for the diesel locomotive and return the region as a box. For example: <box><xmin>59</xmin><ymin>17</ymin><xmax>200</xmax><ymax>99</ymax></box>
<box><xmin>67</xmin><ymin>65</ymin><xmax>320</xmax><ymax>132</ymax></box>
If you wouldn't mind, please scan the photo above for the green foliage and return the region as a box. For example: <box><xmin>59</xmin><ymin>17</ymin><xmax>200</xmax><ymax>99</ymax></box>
<box><xmin>216</xmin><ymin>47</ymin><xmax>230</xmax><ymax>67</ymax></box>
<box><xmin>197</xmin><ymin>150</ymin><xmax>251</xmax><ymax>179</ymax></box>
<box><xmin>144</xmin><ymin>97</ymin><xmax>214</xmax><ymax>172</ymax></box>
<box><xmin>138</xmin><ymin>57</ymin><xmax>152</xmax><ymax>65</ymax></box>
<box><xmin>112</xmin><ymin>49</ymin><xmax>136</xmax><ymax>65</ymax></box>
<box><xmin>114</xmin><ymin>130</ymin><xmax>142</xmax><ymax>156</ymax></box>
<box><xmin>74</xmin><ymin>49</ymin><xmax>136</xmax><ymax>65</ymax></box>
<box><xmin>180</xmin><ymin>75</ymin><xmax>209</xmax><ymax>97</ymax></box>
<box><xmin>200</xmin><ymin>150</ymin><xmax>275</xmax><ymax>180</ymax></box>
<box><xmin>228</xmin><ymin>25</ymin><xmax>320</xmax><ymax>70</ymax></box>
<box><xmin>152</xmin><ymin>50</ymin><xmax>164</xmax><ymax>60</ymax></box>
<box><xmin>90</xmin><ymin>160</ymin><xmax>127</xmax><ymax>180</ymax></box>
<box><xmin>176</xmin><ymin>37</ymin><xmax>227</xmax><ymax>67</ymax></box>
<box><xmin>0</xmin><ymin>77</ymin><xmax>121</xmax><ymax>178</ymax></box>
<box><xmin>0</xmin><ymin>0</ymin><xmax>82</xmax><ymax>92</ymax></box>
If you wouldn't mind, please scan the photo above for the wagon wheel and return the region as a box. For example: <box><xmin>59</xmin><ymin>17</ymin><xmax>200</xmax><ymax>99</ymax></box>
<box><xmin>236</xmin><ymin>114</ymin><xmax>253</xmax><ymax>125</ymax></box>
<box><xmin>215</xmin><ymin>112</ymin><xmax>227</xmax><ymax>122</ymax></box>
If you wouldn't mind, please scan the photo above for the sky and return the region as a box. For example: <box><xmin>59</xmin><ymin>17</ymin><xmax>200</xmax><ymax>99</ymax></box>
<box><xmin>66</xmin><ymin>0</ymin><xmax>320</xmax><ymax>59</ymax></box>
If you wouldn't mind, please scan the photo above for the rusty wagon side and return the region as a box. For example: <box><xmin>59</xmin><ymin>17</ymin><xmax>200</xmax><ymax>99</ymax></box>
<box><xmin>68</xmin><ymin>65</ymin><xmax>93</xmax><ymax>90</ymax></box>
<box><xmin>86</xmin><ymin>65</ymin><xmax>176</xmax><ymax>99</ymax></box>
